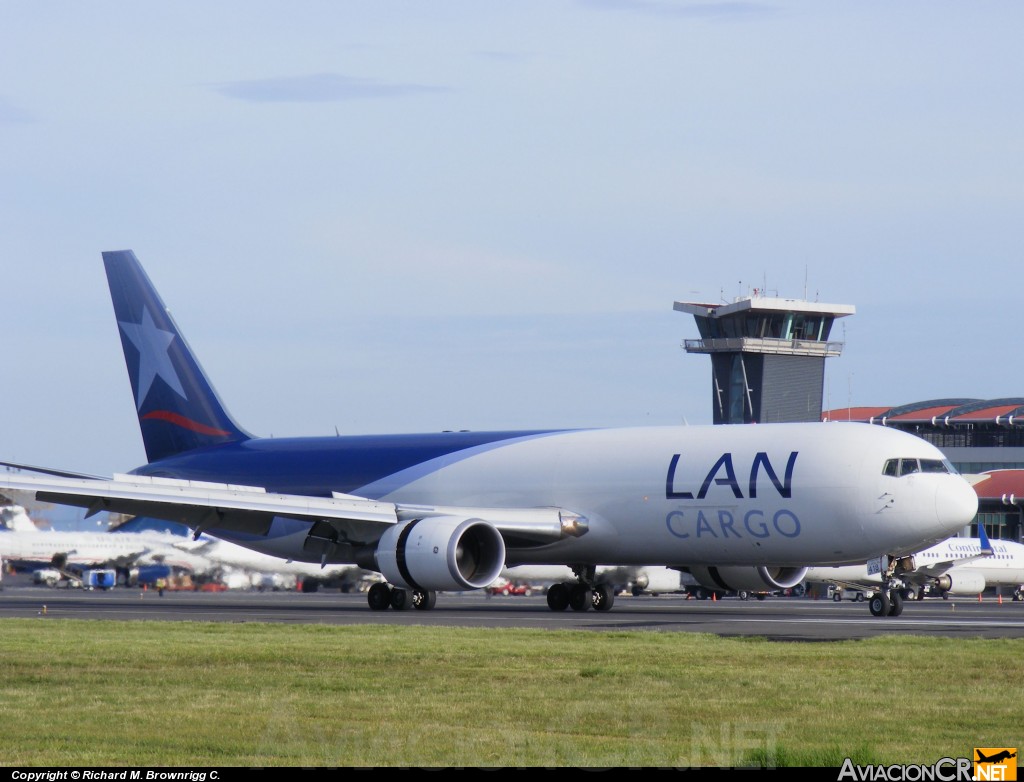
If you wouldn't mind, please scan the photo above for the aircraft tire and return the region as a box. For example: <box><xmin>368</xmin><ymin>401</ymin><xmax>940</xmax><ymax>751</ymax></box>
<box><xmin>367</xmin><ymin>582</ymin><xmax>392</xmax><ymax>610</ymax></box>
<box><xmin>739</xmin><ymin>590</ymin><xmax>750</xmax><ymax>601</ymax></box>
<box><xmin>390</xmin><ymin>588</ymin><xmax>411</xmax><ymax>610</ymax></box>
<box><xmin>592</xmin><ymin>584</ymin><xmax>615</xmax><ymax>612</ymax></box>
<box><xmin>569</xmin><ymin>585</ymin><xmax>592</xmax><ymax>612</ymax></box>
<box><xmin>412</xmin><ymin>589</ymin><xmax>436</xmax><ymax>610</ymax></box>
<box><xmin>887</xmin><ymin>592</ymin><xmax>904</xmax><ymax>617</ymax></box>
<box><xmin>546</xmin><ymin>582</ymin><xmax>570</xmax><ymax>611</ymax></box>
<box><xmin>868</xmin><ymin>592</ymin><xmax>890</xmax><ymax>617</ymax></box>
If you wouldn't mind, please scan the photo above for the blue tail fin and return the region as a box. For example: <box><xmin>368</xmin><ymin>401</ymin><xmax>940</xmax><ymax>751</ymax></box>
<box><xmin>103</xmin><ymin>250</ymin><xmax>251</xmax><ymax>463</ymax></box>
<box><xmin>977</xmin><ymin>523</ymin><xmax>994</xmax><ymax>555</ymax></box>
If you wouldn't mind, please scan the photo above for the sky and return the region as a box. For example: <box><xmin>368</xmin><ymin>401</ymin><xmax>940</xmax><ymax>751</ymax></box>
<box><xmin>2</xmin><ymin>1</ymin><xmax>1023</xmax><ymax>502</ymax></box>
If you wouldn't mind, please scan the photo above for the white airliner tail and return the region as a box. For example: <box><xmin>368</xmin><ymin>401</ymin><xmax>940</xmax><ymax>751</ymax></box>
<box><xmin>0</xmin><ymin>505</ymin><xmax>39</xmax><ymax>532</ymax></box>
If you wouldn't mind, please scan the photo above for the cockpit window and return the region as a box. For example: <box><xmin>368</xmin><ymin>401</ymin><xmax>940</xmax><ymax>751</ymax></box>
<box><xmin>883</xmin><ymin>458</ymin><xmax>953</xmax><ymax>477</ymax></box>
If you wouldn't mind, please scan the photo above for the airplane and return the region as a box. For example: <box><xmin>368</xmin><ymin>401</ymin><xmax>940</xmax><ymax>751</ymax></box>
<box><xmin>0</xmin><ymin>250</ymin><xmax>980</xmax><ymax>617</ymax></box>
<box><xmin>113</xmin><ymin>516</ymin><xmax>368</xmax><ymax>591</ymax></box>
<box><xmin>0</xmin><ymin>504</ymin><xmax>363</xmax><ymax>590</ymax></box>
<box><xmin>0</xmin><ymin>503</ymin><xmax>215</xmax><ymax>577</ymax></box>
<box><xmin>804</xmin><ymin>526</ymin><xmax>1024</xmax><ymax>605</ymax></box>
<box><xmin>976</xmin><ymin>750</ymin><xmax>1016</xmax><ymax>764</ymax></box>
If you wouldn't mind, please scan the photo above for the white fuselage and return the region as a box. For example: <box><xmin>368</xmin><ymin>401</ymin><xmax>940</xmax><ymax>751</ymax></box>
<box><xmin>0</xmin><ymin>528</ymin><xmax>207</xmax><ymax>571</ymax></box>
<box><xmin>245</xmin><ymin>422</ymin><xmax>977</xmax><ymax>570</ymax></box>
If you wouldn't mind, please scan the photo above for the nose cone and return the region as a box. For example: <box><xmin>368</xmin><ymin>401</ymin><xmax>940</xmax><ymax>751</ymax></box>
<box><xmin>935</xmin><ymin>477</ymin><xmax>979</xmax><ymax>536</ymax></box>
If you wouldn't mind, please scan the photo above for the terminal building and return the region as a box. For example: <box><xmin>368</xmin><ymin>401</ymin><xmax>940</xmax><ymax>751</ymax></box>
<box><xmin>675</xmin><ymin>292</ymin><xmax>1024</xmax><ymax>544</ymax></box>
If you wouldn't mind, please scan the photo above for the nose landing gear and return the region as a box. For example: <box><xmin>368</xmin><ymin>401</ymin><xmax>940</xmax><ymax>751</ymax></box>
<box><xmin>867</xmin><ymin>589</ymin><xmax>904</xmax><ymax>617</ymax></box>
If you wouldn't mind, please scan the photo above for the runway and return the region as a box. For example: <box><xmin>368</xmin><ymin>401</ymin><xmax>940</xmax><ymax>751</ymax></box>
<box><xmin>2</xmin><ymin>582</ymin><xmax>1022</xmax><ymax>640</ymax></box>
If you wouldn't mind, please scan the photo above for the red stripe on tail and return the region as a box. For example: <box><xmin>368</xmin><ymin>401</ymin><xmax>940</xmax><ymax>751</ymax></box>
<box><xmin>142</xmin><ymin>410</ymin><xmax>233</xmax><ymax>437</ymax></box>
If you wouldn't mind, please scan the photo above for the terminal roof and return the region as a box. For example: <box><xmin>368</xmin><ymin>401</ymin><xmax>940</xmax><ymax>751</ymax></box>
<box><xmin>823</xmin><ymin>398</ymin><xmax>1024</xmax><ymax>426</ymax></box>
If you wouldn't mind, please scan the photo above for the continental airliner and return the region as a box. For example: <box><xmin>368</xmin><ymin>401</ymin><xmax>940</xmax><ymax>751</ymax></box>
<box><xmin>804</xmin><ymin>527</ymin><xmax>1024</xmax><ymax>610</ymax></box>
<box><xmin>0</xmin><ymin>250</ymin><xmax>979</xmax><ymax>616</ymax></box>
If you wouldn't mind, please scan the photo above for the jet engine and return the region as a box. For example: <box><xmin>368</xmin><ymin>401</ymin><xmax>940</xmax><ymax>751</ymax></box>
<box><xmin>933</xmin><ymin>570</ymin><xmax>986</xmax><ymax>595</ymax></box>
<box><xmin>688</xmin><ymin>565</ymin><xmax>808</xmax><ymax>593</ymax></box>
<box><xmin>374</xmin><ymin>516</ymin><xmax>506</xmax><ymax>592</ymax></box>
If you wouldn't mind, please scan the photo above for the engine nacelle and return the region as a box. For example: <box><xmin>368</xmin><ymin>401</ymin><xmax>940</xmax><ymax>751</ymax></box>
<box><xmin>688</xmin><ymin>565</ymin><xmax>808</xmax><ymax>592</ymax></box>
<box><xmin>374</xmin><ymin>516</ymin><xmax>506</xmax><ymax>592</ymax></box>
<box><xmin>933</xmin><ymin>570</ymin><xmax>986</xmax><ymax>595</ymax></box>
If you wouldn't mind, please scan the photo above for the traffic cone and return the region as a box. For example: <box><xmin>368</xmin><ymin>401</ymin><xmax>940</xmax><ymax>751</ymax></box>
<box><xmin>712</xmin><ymin>592</ymin><xmax>717</xmax><ymax>601</ymax></box>
<box><xmin>998</xmin><ymin>594</ymin><xmax>1003</xmax><ymax>605</ymax></box>
<box><xmin>978</xmin><ymin>593</ymin><xmax>983</xmax><ymax>603</ymax></box>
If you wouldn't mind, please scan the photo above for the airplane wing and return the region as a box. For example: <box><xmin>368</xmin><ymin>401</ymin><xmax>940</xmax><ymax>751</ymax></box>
<box><xmin>0</xmin><ymin>460</ymin><xmax>109</xmax><ymax>480</ymax></box>
<box><xmin>0</xmin><ymin>472</ymin><xmax>583</xmax><ymax>550</ymax></box>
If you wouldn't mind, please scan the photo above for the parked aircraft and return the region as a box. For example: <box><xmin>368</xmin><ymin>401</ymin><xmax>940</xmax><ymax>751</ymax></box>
<box><xmin>804</xmin><ymin>527</ymin><xmax>1024</xmax><ymax>607</ymax></box>
<box><xmin>0</xmin><ymin>250</ymin><xmax>979</xmax><ymax>616</ymax></box>
<box><xmin>112</xmin><ymin>516</ymin><xmax>366</xmax><ymax>590</ymax></box>
<box><xmin>0</xmin><ymin>506</ymin><xmax>362</xmax><ymax>590</ymax></box>
<box><xmin>0</xmin><ymin>504</ymin><xmax>213</xmax><ymax>575</ymax></box>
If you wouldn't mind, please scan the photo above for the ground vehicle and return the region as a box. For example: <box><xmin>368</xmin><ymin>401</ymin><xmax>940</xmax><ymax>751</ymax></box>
<box><xmin>829</xmin><ymin>585</ymin><xmax>871</xmax><ymax>602</ymax></box>
<box><xmin>82</xmin><ymin>569</ymin><xmax>117</xmax><ymax>590</ymax></box>
<box><xmin>32</xmin><ymin>568</ymin><xmax>83</xmax><ymax>589</ymax></box>
<box><xmin>487</xmin><ymin>579</ymin><xmax>534</xmax><ymax>596</ymax></box>
<box><xmin>737</xmin><ymin>584</ymin><xmax>806</xmax><ymax>600</ymax></box>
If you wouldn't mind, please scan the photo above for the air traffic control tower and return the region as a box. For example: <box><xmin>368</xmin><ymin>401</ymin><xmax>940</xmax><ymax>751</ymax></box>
<box><xmin>674</xmin><ymin>293</ymin><xmax>855</xmax><ymax>425</ymax></box>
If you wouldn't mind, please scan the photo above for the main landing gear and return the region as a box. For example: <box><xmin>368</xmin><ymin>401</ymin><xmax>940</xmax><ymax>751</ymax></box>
<box><xmin>544</xmin><ymin>565</ymin><xmax>615</xmax><ymax>612</ymax></box>
<box><xmin>367</xmin><ymin>582</ymin><xmax>437</xmax><ymax>611</ymax></box>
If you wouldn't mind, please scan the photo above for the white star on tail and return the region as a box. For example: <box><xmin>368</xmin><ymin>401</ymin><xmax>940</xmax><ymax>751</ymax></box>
<box><xmin>118</xmin><ymin>307</ymin><xmax>187</xmax><ymax>410</ymax></box>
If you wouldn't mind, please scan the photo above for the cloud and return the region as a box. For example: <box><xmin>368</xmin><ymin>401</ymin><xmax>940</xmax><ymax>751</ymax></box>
<box><xmin>212</xmin><ymin>72</ymin><xmax>449</xmax><ymax>103</ymax></box>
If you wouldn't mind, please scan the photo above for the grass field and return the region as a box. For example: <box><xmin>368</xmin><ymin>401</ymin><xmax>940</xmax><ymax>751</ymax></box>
<box><xmin>0</xmin><ymin>618</ymin><xmax>1019</xmax><ymax>767</ymax></box>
